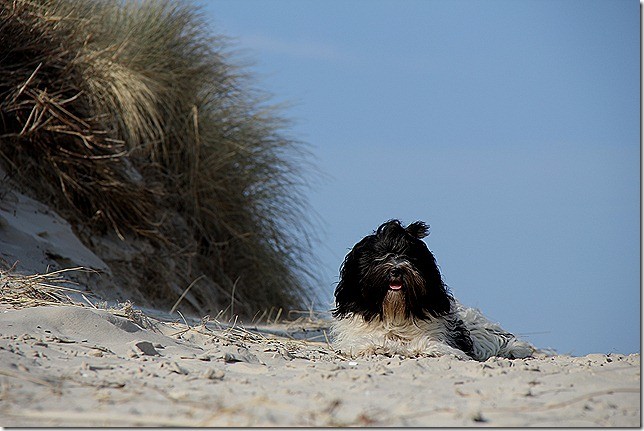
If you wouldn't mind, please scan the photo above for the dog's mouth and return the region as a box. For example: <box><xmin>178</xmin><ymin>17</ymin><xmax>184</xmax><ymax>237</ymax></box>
<box><xmin>388</xmin><ymin>281</ymin><xmax>403</xmax><ymax>291</ymax></box>
<box><xmin>389</xmin><ymin>272</ymin><xmax>403</xmax><ymax>290</ymax></box>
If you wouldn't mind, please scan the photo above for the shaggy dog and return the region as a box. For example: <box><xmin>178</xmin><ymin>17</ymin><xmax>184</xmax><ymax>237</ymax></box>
<box><xmin>330</xmin><ymin>219</ymin><xmax>536</xmax><ymax>361</ymax></box>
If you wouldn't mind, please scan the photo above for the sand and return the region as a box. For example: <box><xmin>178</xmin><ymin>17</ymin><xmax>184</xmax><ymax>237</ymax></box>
<box><xmin>0</xmin><ymin>302</ymin><xmax>639</xmax><ymax>427</ymax></box>
<box><xmin>0</xmin><ymin>170</ymin><xmax>640</xmax><ymax>427</ymax></box>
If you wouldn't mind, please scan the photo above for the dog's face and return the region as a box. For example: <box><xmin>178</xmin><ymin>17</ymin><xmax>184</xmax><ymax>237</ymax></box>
<box><xmin>333</xmin><ymin>219</ymin><xmax>452</xmax><ymax>322</ymax></box>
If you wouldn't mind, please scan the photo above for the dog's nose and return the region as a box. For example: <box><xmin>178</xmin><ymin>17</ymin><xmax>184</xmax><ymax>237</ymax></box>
<box><xmin>390</xmin><ymin>267</ymin><xmax>401</xmax><ymax>277</ymax></box>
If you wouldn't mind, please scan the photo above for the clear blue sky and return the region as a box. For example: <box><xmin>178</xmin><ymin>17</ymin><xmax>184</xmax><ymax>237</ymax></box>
<box><xmin>197</xmin><ymin>0</ymin><xmax>640</xmax><ymax>356</ymax></box>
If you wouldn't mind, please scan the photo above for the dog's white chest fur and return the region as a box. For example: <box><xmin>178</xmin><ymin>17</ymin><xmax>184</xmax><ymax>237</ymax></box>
<box><xmin>331</xmin><ymin>313</ymin><xmax>468</xmax><ymax>359</ymax></box>
<box><xmin>330</xmin><ymin>303</ymin><xmax>535</xmax><ymax>361</ymax></box>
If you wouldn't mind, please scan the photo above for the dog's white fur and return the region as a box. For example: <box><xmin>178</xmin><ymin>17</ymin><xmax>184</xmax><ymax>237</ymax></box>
<box><xmin>331</xmin><ymin>301</ymin><xmax>535</xmax><ymax>361</ymax></box>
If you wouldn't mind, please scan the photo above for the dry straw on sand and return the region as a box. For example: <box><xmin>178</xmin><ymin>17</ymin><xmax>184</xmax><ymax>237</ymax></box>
<box><xmin>0</xmin><ymin>266</ymin><xmax>86</xmax><ymax>309</ymax></box>
<box><xmin>0</xmin><ymin>265</ymin><xmax>337</xmax><ymax>368</ymax></box>
<box><xmin>0</xmin><ymin>0</ymin><xmax>320</xmax><ymax>317</ymax></box>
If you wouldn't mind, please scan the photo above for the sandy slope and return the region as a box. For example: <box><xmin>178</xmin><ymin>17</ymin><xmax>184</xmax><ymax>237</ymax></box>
<box><xmin>0</xmin><ymin>174</ymin><xmax>140</xmax><ymax>307</ymax></box>
<box><xmin>0</xmin><ymin>302</ymin><xmax>639</xmax><ymax>427</ymax></box>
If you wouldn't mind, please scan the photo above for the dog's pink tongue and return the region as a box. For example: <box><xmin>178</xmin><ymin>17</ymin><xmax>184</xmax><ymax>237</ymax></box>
<box><xmin>389</xmin><ymin>282</ymin><xmax>403</xmax><ymax>290</ymax></box>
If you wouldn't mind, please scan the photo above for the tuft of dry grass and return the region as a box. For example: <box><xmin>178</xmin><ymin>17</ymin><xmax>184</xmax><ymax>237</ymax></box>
<box><xmin>0</xmin><ymin>266</ymin><xmax>89</xmax><ymax>308</ymax></box>
<box><xmin>0</xmin><ymin>267</ymin><xmax>335</xmax><ymax>359</ymax></box>
<box><xmin>0</xmin><ymin>0</ymin><xmax>320</xmax><ymax>316</ymax></box>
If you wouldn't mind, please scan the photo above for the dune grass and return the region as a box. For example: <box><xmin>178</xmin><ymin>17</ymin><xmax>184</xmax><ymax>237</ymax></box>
<box><xmin>0</xmin><ymin>0</ymin><xmax>319</xmax><ymax>317</ymax></box>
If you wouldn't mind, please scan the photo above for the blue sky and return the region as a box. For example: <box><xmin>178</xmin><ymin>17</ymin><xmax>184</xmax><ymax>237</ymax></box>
<box><xmin>197</xmin><ymin>0</ymin><xmax>639</xmax><ymax>356</ymax></box>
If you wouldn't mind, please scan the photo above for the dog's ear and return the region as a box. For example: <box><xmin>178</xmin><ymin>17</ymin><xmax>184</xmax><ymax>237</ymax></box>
<box><xmin>332</xmin><ymin>238</ymin><xmax>368</xmax><ymax>319</ymax></box>
<box><xmin>333</xmin><ymin>235</ymin><xmax>385</xmax><ymax>321</ymax></box>
<box><xmin>406</xmin><ymin>221</ymin><xmax>429</xmax><ymax>239</ymax></box>
<box><xmin>407</xmin><ymin>246</ymin><xmax>453</xmax><ymax>319</ymax></box>
<box><xmin>411</xmin><ymin>273</ymin><xmax>452</xmax><ymax>319</ymax></box>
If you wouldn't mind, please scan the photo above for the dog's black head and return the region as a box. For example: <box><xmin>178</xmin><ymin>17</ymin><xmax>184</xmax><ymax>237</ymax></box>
<box><xmin>332</xmin><ymin>219</ymin><xmax>453</xmax><ymax>322</ymax></box>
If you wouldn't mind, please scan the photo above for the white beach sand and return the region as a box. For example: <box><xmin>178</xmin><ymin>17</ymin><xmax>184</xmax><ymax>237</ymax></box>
<box><xmin>0</xmin><ymin>302</ymin><xmax>639</xmax><ymax>427</ymax></box>
<box><xmin>0</xmin><ymin>175</ymin><xmax>640</xmax><ymax>427</ymax></box>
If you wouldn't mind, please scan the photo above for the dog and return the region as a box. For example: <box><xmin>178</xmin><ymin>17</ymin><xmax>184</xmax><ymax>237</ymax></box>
<box><xmin>330</xmin><ymin>219</ymin><xmax>536</xmax><ymax>361</ymax></box>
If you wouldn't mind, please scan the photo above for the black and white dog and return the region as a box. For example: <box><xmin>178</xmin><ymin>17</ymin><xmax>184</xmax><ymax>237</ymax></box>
<box><xmin>331</xmin><ymin>219</ymin><xmax>536</xmax><ymax>361</ymax></box>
